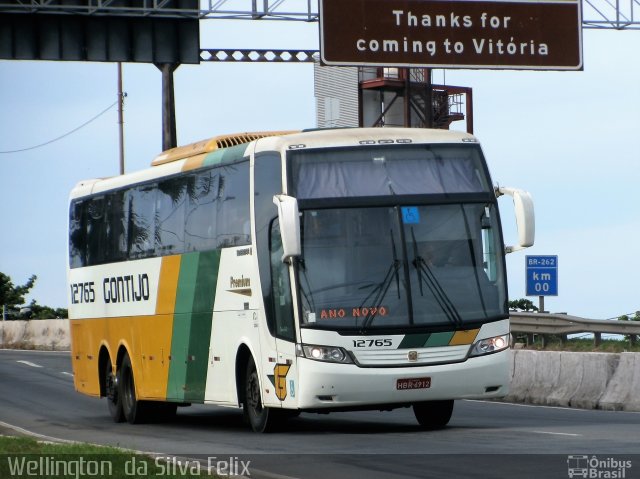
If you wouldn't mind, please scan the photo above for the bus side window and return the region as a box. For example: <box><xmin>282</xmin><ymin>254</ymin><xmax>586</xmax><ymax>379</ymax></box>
<box><xmin>156</xmin><ymin>176</ymin><xmax>187</xmax><ymax>256</ymax></box>
<box><xmin>86</xmin><ymin>196</ymin><xmax>106</xmax><ymax>266</ymax></box>
<box><xmin>125</xmin><ymin>185</ymin><xmax>156</xmax><ymax>259</ymax></box>
<box><xmin>185</xmin><ymin>169</ymin><xmax>218</xmax><ymax>252</ymax></box>
<box><xmin>106</xmin><ymin>190</ymin><xmax>127</xmax><ymax>263</ymax></box>
<box><xmin>216</xmin><ymin>161</ymin><xmax>251</xmax><ymax>248</ymax></box>
<box><xmin>69</xmin><ymin>200</ymin><xmax>86</xmax><ymax>268</ymax></box>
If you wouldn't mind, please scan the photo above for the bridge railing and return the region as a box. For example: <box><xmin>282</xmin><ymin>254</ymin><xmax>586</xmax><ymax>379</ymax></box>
<box><xmin>509</xmin><ymin>311</ymin><xmax>640</xmax><ymax>346</ymax></box>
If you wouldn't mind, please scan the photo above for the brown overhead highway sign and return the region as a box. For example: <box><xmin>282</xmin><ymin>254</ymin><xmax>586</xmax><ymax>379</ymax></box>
<box><xmin>320</xmin><ymin>0</ymin><xmax>583</xmax><ymax>70</ymax></box>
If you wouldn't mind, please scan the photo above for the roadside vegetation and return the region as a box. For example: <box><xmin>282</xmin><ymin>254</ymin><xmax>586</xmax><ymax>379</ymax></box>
<box><xmin>0</xmin><ymin>436</ymin><xmax>218</xmax><ymax>479</ymax></box>
<box><xmin>0</xmin><ymin>272</ymin><xmax>67</xmax><ymax>319</ymax></box>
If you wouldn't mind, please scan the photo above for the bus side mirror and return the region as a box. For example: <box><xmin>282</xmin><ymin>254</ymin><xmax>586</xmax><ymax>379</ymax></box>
<box><xmin>273</xmin><ymin>194</ymin><xmax>301</xmax><ymax>262</ymax></box>
<box><xmin>496</xmin><ymin>187</ymin><xmax>535</xmax><ymax>254</ymax></box>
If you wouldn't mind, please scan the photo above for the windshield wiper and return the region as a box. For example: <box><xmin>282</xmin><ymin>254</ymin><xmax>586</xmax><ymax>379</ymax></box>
<box><xmin>298</xmin><ymin>258</ymin><xmax>316</xmax><ymax>313</ymax></box>
<box><xmin>359</xmin><ymin>231</ymin><xmax>401</xmax><ymax>331</ymax></box>
<box><xmin>411</xmin><ymin>228</ymin><xmax>463</xmax><ymax>328</ymax></box>
<box><xmin>462</xmin><ymin>205</ymin><xmax>489</xmax><ymax>318</ymax></box>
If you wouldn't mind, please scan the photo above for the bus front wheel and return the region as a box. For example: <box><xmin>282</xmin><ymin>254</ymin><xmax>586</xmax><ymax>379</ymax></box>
<box><xmin>413</xmin><ymin>400</ymin><xmax>454</xmax><ymax>429</ymax></box>
<box><xmin>243</xmin><ymin>357</ymin><xmax>279</xmax><ymax>433</ymax></box>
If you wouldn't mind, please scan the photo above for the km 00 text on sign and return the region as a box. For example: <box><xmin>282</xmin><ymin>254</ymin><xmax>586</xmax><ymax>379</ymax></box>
<box><xmin>319</xmin><ymin>0</ymin><xmax>583</xmax><ymax>70</ymax></box>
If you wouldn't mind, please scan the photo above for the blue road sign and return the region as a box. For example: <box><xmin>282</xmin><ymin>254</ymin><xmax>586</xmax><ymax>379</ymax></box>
<box><xmin>526</xmin><ymin>255</ymin><xmax>558</xmax><ymax>296</ymax></box>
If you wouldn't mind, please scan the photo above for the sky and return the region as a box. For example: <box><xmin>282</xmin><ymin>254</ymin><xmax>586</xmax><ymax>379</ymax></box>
<box><xmin>0</xmin><ymin>14</ymin><xmax>639</xmax><ymax>321</ymax></box>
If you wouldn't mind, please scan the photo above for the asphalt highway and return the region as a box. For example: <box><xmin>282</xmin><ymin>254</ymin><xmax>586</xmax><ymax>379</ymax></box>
<box><xmin>1</xmin><ymin>349</ymin><xmax>639</xmax><ymax>478</ymax></box>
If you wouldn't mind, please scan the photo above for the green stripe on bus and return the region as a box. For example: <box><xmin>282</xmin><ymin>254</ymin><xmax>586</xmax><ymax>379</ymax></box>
<box><xmin>184</xmin><ymin>250</ymin><xmax>219</xmax><ymax>401</ymax></box>
<box><xmin>167</xmin><ymin>253</ymin><xmax>199</xmax><ymax>400</ymax></box>
<box><xmin>398</xmin><ymin>334</ymin><xmax>431</xmax><ymax>349</ymax></box>
<box><xmin>202</xmin><ymin>144</ymin><xmax>247</xmax><ymax>168</ymax></box>
<box><xmin>425</xmin><ymin>332</ymin><xmax>455</xmax><ymax>347</ymax></box>
<box><xmin>167</xmin><ymin>250</ymin><xmax>220</xmax><ymax>402</ymax></box>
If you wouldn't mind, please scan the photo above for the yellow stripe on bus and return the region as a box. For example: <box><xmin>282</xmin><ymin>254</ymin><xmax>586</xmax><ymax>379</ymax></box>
<box><xmin>137</xmin><ymin>255</ymin><xmax>183</xmax><ymax>400</ymax></box>
<box><xmin>449</xmin><ymin>329</ymin><xmax>480</xmax><ymax>346</ymax></box>
<box><xmin>156</xmin><ymin>255</ymin><xmax>182</xmax><ymax>315</ymax></box>
<box><xmin>181</xmin><ymin>153</ymin><xmax>207</xmax><ymax>172</ymax></box>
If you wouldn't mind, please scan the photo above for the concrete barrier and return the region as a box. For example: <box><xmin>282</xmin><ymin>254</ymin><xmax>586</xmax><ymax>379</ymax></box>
<box><xmin>546</xmin><ymin>352</ymin><xmax>584</xmax><ymax>408</ymax></box>
<box><xmin>506</xmin><ymin>350</ymin><xmax>640</xmax><ymax>412</ymax></box>
<box><xmin>1</xmin><ymin>320</ymin><xmax>639</xmax><ymax>412</ymax></box>
<box><xmin>598</xmin><ymin>353</ymin><xmax>640</xmax><ymax>412</ymax></box>
<box><xmin>0</xmin><ymin>319</ymin><xmax>69</xmax><ymax>351</ymax></box>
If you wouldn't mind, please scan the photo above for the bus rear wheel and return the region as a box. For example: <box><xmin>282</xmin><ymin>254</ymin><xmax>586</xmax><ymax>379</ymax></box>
<box><xmin>105</xmin><ymin>361</ymin><xmax>124</xmax><ymax>423</ymax></box>
<box><xmin>120</xmin><ymin>352</ymin><xmax>149</xmax><ymax>424</ymax></box>
<box><xmin>243</xmin><ymin>357</ymin><xmax>279</xmax><ymax>433</ymax></box>
<box><xmin>413</xmin><ymin>400</ymin><xmax>454</xmax><ymax>429</ymax></box>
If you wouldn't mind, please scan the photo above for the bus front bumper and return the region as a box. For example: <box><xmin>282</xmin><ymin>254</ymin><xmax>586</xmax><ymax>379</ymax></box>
<box><xmin>295</xmin><ymin>348</ymin><xmax>510</xmax><ymax>410</ymax></box>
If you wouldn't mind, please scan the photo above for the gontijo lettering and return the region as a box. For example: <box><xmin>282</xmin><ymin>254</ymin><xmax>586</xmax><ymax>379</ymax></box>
<box><xmin>103</xmin><ymin>274</ymin><xmax>150</xmax><ymax>303</ymax></box>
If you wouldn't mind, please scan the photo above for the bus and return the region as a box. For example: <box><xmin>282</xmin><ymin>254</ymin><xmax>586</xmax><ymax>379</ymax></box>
<box><xmin>67</xmin><ymin>127</ymin><xmax>534</xmax><ymax>432</ymax></box>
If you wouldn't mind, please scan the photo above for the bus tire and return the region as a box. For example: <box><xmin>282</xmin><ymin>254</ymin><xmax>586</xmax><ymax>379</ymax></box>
<box><xmin>119</xmin><ymin>353</ymin><xmax>149</xmax><ymax>424</ymax></box>
<box><xmin>105</xmin><ymin>361</ymin><xmax>124</xmax><ymax>423</ymax></box>
<box><xmin>243</xmin><ymin>357</ymin><xmax>279</xmax><ymax>433</ymax></box>
<box><xmin>413</xmin><ymin>400</ymin><xmax>454</xmax><ymax>429</ymax></box>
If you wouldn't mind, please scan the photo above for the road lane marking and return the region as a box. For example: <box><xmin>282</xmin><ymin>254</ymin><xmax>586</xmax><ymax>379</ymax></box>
<box><xmin>465</xmin><ymin>400</ymin><xmax>590</xmax><ymax>412</ymax></box>
<box><xmin>0</xmin><ymin>421</ymin><xmax>76</xmax><ymax>444</ymax></box>
<box><xmin>61</xmin><ymin>372</ymin><xmax>74</xmax><ymax>377</ymax></box>
<box><xmin>532</xmin><ymin>431</ymin><xmax>582</xmax><ymax>437</ymax></box>
<box><xmin>465</xmin><ymin>400</ymin><xmax>640</xmax><ymax>414</ymax></box>
<box><xmin>0</xmin><ymin>349</ymin><xmax>70</xmax><ymax>353</ymax></box>
<box><xmin>16</xmin><ymin>360</ymin><xmax>42</xmax><ymax>368</ymax></box>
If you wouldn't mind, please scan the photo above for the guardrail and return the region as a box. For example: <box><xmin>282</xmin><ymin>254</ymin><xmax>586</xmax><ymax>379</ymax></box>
<box><xmin>509</xmin><ymin>311</ymin><xmax>640</xmax><ymax>346</ymax></box>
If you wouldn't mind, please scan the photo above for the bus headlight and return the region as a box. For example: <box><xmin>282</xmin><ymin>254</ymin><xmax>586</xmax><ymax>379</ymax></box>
<box><xmin>469</xmin><ymin>334</ymin><xmax>510</xmax><ymax>357</ymax></box>
<box><xmin>296</xmin><ymin>343</ymin><xmax>353</xmax><ymax>364</ymax></box>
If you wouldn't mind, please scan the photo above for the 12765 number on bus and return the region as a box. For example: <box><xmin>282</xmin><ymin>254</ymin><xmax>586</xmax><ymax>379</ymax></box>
<box><xmin>352</xmin><ymin>339</ymin><xmax>393</xmax><ymax>347</ymax></box>
<box><xmin>70</xmin><ymin>281</ymin><xmax>96</xmax><ymax>304</ymax></box>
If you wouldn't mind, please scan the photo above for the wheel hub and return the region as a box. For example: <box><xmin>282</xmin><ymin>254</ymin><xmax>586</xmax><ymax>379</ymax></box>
<box><xmin>247</xmin><ymin>374</ymin><xmax>261</xmax><ymax>411</ymax></box>
<box><xmin>106</xmin><ymin>371</ymin><xmax>118</xmax><ymax>401</ymax></box>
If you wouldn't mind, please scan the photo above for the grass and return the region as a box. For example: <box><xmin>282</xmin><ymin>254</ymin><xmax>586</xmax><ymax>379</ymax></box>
<box><xmin>0</xmin><ymin>436</ymin><xmax>222</xmax><ymax>478</ymax></box>
<box><xmin>514</xmin><ymin>336</ymin><xmax>640</xmax><ymax>353</ymax></box>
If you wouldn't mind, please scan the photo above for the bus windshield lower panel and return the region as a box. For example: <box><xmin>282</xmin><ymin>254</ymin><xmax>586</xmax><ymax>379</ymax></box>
<box><xmin>298</xmin><ymin>204</ymin><xmax>506</xmax><ymax>331</ymax></box>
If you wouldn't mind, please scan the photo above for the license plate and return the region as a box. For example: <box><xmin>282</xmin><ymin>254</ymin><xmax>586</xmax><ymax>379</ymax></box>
<box><xmin>396</xmin><ymin>377</ymin><xmax>431</xmax><ymax>390</ymax></box>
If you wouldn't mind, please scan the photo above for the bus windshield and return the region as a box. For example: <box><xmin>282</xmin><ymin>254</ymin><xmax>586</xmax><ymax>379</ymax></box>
<box><xmin>298</xmin><ymin>204</ymin><xmax>506</xmax><ymax>331</ymax></box>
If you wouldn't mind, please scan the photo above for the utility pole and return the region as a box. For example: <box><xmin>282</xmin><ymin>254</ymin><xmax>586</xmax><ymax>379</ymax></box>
<box><xmin>117</xmin><ymin>62</ymin><xmax>125</xmax><ymax>175</ymax></box>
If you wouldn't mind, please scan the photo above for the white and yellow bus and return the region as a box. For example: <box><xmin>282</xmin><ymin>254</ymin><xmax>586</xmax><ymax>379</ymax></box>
<box><xmin>68</xmin><ymin>128</ymin><xmax>534</xmax><ymax>432</ymax></box>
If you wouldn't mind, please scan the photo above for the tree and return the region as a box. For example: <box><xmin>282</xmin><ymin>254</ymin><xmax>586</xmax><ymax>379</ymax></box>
<box><xmin>27</xmin><ymin>300</ymin><xmax>68</xmax><ymax>320</ymax></box>
<box><xmin>1</xmin><ymin>272</ymin><xmax>37</xmax><ymax>319</ymax></box>
<box><xmin>0</xmin><ymin>272</ymin><xmax>67</xmax><ymax>319</ymax></box>
<box><xmin>508</xmin><ymin>298</ymin><xmax>539</xmax><ymax>312</ymax></box>
<box><xmin>618</xmin><ymin>312</ymin><xmax>639</xmax><ymax>345</ymax></box>
<box><xmin>0</xmin><ymin>272</ymin><xmax>36</xmax><ymax>308</ymax></box>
